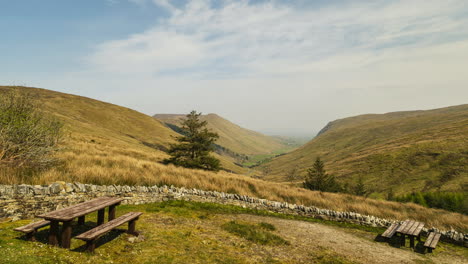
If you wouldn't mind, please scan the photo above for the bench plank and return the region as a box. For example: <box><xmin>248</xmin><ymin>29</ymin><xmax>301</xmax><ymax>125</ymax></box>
<box><xmin>396</xmin><ymin>220</ymin><xmax>409</xmax><ymax>233</ymax></box>
<box><xmin>424</xmin><ymin>233</ymin><xmax>441</xmax><ymax>249</ymax></box>
<box><xmin>382</xmin><ymin>223</ymin><xmax>399</xmax><ymax>238</ymax></box>
<box><xmin>76</xmin><ymin>212</ymin><xmax>142</xmax><ymax>241</ymax></box>
<box><xmin>407</xmin><ymin>222</ymin><xmax>424</xmax><ymax>236</ymax></box>
<box><xmin>14</xmin><ymin>220</ymin><xmax>50</xmax><ymax>233</ymax></box>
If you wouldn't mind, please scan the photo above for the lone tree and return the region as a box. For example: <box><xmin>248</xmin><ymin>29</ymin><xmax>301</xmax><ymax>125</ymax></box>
<box><xmin>163</xmin><ymin>110</ymin><xmax>220</xmax><ymax>171</ymax></box>
<box><xmin>354</xmin><ymin>176</ymin><xmax>367</xmax><ymax>196</ymax></box>
<box><xmin>0</xmin><ymin>88</ymin><xmax>63</xmax><ymax>169</ymax></box>
<box><xmin>303</xmin><ymin>157</ymin><xmax>341</xmax><ymax>192</ymax></box>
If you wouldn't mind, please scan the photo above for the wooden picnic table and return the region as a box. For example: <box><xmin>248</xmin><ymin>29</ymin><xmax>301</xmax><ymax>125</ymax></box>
<box><xmin>396</xmin><ymin>220</ymin><xmax>424</xmax><ymax>248</ymax></box>
<box><xmin>37</xmin><ymin>197</ymin><xmax>123</xmax><ymax>248</ymax></box>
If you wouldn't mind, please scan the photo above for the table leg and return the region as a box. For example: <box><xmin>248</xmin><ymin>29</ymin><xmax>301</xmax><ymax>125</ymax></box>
<box><xmin>409</xmin><ymin>236</ymin><xmax>414</xmax><ymax>248</ymax></box>
<box><xmin>78</xmin><ymin>216</ymin><xmax>85</xmax><ymax>225</ymax></box>
<box><xmin>400</xmin><ymin>234</ymin><xmax>406</xmax><ymax>247</ymax></box>
<box><xmin>61</xmin><ymin>220</ymin><xmax>73</xmax><ymax>249</ymax></box>
<box><xmin>97</xmin><ymin>209</ymin><xmax>105</xmax><ymax>225</ymax></box>
<box><xmin>48</xmin><ymin>220</ymin><xmax>60</xmax><ymax>246</ymax></box>
<box><xmin>108</xmin><ymin>205</ymin><xmax>116</xmax><ymax>221</ymax></box>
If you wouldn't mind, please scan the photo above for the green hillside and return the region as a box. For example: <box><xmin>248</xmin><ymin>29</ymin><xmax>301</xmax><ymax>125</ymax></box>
<box><xmin>0</xmin><ymin>86</ymin><xmax>245</xmax><ymax>174</ymax></box>
<box><xmin>154</xmin><ymin>113</ymin><xmax>292</xmax><ymax>164</ymax></box>
<box><xmin>261</xmin><ymin>105</ymin><xmax>468</xmax><ymax>196</ymax></box>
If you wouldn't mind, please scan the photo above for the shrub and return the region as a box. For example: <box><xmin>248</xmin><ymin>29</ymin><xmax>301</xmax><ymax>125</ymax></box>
<box><xmin>0</xmin><ymin>89</ymin><xmax>63</xmax><ymax>169</ymax></box>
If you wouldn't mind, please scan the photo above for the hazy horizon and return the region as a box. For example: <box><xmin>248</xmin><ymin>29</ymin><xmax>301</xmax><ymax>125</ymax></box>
<box><xmin>2</xmin><ymin>0</ymin><xmax>468</xmax><ymax>136</ymax></box>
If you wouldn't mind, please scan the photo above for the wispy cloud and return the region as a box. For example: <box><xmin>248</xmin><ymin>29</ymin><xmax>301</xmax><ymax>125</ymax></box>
<box><xmin>58</xmin><ymin>0</ymin><xmax>468</xmax><ymax>133</ymax></box>
<box><xmin>89</xmin><ymin>0</ymin><xmax>468</xmax><ymax>79</ymax></box>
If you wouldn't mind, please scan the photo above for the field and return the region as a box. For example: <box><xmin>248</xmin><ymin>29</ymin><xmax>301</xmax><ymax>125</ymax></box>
<box><xmin>1</xmin><ymin>201</ymin><xmax>467</xmax><ymax>264</ymax></box>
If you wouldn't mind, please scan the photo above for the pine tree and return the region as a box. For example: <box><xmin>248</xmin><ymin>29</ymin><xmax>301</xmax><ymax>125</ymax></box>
<box><xmin>163</xmin><ymin>111</ymin><xmax>220</xmax><ymax>171</ymax></box>
<box><xmin>303</xmin><ymin>157</ymin><xmax>341</xmax><ymax>192</ymax></box>
<box><xmin>354</xmin><ymin>176</ymin><xmax>367</xmax><ymax>196</ymax></box>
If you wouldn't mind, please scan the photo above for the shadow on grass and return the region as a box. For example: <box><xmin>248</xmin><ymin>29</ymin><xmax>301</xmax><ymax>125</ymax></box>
<box><xmin>374</xmin><ymin>234</ymin><xmax>429</xmax><ymax>254</ymax></box>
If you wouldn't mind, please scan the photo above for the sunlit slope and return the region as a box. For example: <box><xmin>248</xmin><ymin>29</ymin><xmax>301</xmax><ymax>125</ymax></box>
<box><xmin>154</xmin><ymin>113</ymin><xmax>289</xmax><ymax>156</ymax></box>
<box><xmin>0</xmin><ymin>86</ymin><xmax>245</xmax><ymax>173</ymax></box>
<box><xmin>262</xmin><ymin>104</ymin><xmax>468</xmax><ymax>195</ymax></box>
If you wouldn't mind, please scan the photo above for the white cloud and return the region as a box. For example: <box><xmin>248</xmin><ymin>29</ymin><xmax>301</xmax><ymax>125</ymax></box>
<box><xmin>61</xmin><ymin>0</ymin><xmax>468</xmax><ymax>134</ymax></box>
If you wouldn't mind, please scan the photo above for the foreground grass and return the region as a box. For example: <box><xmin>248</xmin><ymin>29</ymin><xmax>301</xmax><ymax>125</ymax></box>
<box><xmin>1</xmin><ymin>201</ymin><xmax>466</xmax><ymax>264</ymax></box>
<box><xmin>0</xmin><ymin>201</ymin><xmax>358</xmax><ymax>264</ymax></box>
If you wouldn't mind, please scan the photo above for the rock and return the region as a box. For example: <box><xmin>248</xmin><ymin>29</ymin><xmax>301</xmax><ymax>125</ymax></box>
<box><xmin>65</xmin><ymin>183</ymin><xmax>74</xmax><ymax>193</ymax></box>
<box><xmin>49</xmin><ymin>183</ymin><xmax>62</xmax><ymax>194</ymax></box>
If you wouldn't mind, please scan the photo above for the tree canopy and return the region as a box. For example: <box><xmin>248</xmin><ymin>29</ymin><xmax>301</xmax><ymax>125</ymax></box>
<box><xmin>303</xmin><ymin>157</ymin><xmax>341</xmax><ymax>192</ymax></box>
<box><xmin>163</xmin><ymin>111</ymin><xmax>220</xmax><ymax>171</ymax></box>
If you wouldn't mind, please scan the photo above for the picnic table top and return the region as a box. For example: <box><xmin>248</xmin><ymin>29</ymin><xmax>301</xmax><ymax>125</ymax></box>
<box><xmin>396</xmin><ymin>220</ymin><xmax>424</xmax><ymax>236</ymax></box>
<box><xmin>37</xmin><ymin>197</ymin><xmax>123</xmax><ymax>221</ymax></box>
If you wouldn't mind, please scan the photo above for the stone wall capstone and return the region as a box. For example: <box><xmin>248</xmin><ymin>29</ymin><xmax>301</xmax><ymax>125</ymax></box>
<box><xmin>0</xmin><ymin>182</ymin><xmax>466</xmax><ymax>247</ymax></box>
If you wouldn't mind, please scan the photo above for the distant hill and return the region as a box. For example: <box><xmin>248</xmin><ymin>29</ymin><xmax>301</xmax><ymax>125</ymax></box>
<box><xmin>154</xmin><ymin>113</ymin><xmax>291</xmax><ymax>163</ymax></box>
<box><xmin>261</xmin><ymin>105</ymin><xmax>468</xmax><ymax>196</ymax></box>
<box><xmin>0</xmin><ymin>86</ymin><xmax>245</xmax><ymax>174</ymax></box>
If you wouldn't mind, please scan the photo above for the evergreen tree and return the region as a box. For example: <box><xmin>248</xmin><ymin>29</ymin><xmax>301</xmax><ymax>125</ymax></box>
<box><xmin>163</xmin><ymin>111</ymin><xmax>220</xmax><ymax>171</ymax></box>
<box><xmin>354</xmin><ymin>176</ymin><xmax>367</xmax><ymax>196</ymax></box>
<box><xmin>303</xmin><ymin>157</ymin><xmax>341</xmax><ymax>192</ymax></box>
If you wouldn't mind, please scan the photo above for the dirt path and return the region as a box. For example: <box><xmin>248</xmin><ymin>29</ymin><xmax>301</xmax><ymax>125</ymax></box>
<box><xmin>230</xmin><ymin>214</ymin><xmax>467</xmax><ymax>264</ymax></box>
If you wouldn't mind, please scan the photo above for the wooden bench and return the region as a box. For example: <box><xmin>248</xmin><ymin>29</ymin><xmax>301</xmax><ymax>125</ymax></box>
<box><xmin>14</xmin><ymin>220</ymin><xmax>51</xmax><ymax>241</ymax></box>
<box><xmin>76</xmin><ymin>212</ymin><xmax>142</xmax><ymax>252</ymax></box>
<box><xmin>381</xmin><ymin>223</ymin><xmax>399</xmax><ymax>238</ymax></box>
<box><xmin>424</xmin><ymin>232</ymin><xmax>441</xmax><ymax>253</ymax></box>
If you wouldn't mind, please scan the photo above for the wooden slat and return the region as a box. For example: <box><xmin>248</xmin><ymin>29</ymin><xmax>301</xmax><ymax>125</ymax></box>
<box><xmin>76</xmin><ymin>212</ymin><xmax>142</xmax><ymax>241</ymax></box>
<box><xmin>403</xmin><ymin>221</ymin><xmax>418</xmax><ymax>235</ymax></box>
<box><xmin>398</xmin><ymin>220</ymin><xmax>414</xmax><ymax>234</ymax></box>
<box><xmin>14</xmin><ymin>220</ymin><xmax>50</xmax><ymax>233</ymax></box>
<box><xmin>411</xmin><ymin>223</ymin><xmax>425</xmax><ymax>236</ymax></box>
<box><xmin>37</xmin><ymin>197</ymin><xmax>123</xmax><ymax>221</ymax></box>
<box><xmin>424</xmin><ymin>233</ymin><xmax>441</xmax><ymax>249</ymax></box>
<box><xmin>382</xmin><ymin>223</ymin><xmax>399</xmax><ymax>238</ymax></box>
<box><xmin>396</xmin><ymin>220</ymin><xmax>409</xmax><ymax>233</ymax></box>
<box><xmin>407</xmin><ymin>222</ymin><xmax>423</xmax><ymax>236</ymax></box>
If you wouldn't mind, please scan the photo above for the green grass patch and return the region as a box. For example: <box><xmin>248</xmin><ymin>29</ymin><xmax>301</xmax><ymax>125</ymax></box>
<box><xmin>222</xmin><ymin>221</ymin><xmax>288</xmax><ymax>246</ymax></box>
<box><xmin>258</xmin><ymin>222</ymin><xmax>276</xmax><ymax>231</ymax></box>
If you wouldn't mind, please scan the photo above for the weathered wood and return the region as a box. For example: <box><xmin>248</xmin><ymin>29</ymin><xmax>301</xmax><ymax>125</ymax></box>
<box><xmin>38</xmin><ymin>197</ymin><xmax>123</xmax><ymax>221</ymax></box>
<box><xmin>97</xmin><ymin>209</ymin><xmax>105</xmax><ymax>225</ymax></box>
<box><xmin>424</xmin><ymin>232</ymin><xmax>441</xmax><ymax>250</ymax></box>
<box><xmin>108</xmin><ymin>205</ymin><xmax>116</xmax><ymax>221</ymax></box>
<box><xmin>76</xmin><ymin>212</ymin><xmax>142</xmax><ymax>241</ymax></box>
<box><xmin>14</xmin><ymin>220</ymin><xmax>50</xmax><ymax>233</ymax></box>
<box><xmin>128</xmin><ymin>219</ymin><xmax>137</xmax><ymax>235</ymax></box>
<box><xmin>61</xmin><ymin>220</ymin><xmax>73</xmax><ymax>249</ymax></box>
<box><xmin>381</xmin><ymin>223</ymin><xmax>399</xmax><ymax>238</ymax></box>
<box><xmin>396</xmin><ymin>220</ymin><xmax>409</xmax><ymax>233</ymax></box>
<box><xmin>48</xmin><ymin>220</ymin><xmax>60</xmax><ymax>246</ymax></box>
<box><xmin>86</xmin><ymin>240</ymin><xmax>96</xmax><ymax>253</ymax></box>
<box><xmin>78</xmin><ymin>216</ymin><xmax>85</xmax><ymax>225</ymax></box>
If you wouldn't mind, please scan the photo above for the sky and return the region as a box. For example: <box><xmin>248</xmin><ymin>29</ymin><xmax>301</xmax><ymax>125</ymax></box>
<box><xmin>1</xmin><ymin>0</ymin><xmax>468</xmax><ymax>136</ymax></box>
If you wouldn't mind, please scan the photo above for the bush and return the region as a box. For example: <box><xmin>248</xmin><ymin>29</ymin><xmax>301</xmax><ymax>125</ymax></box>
<box><xmin>0</xmin><ymin>89</ymin><xmax>63</xmax><ymax>169</ymax></box>
<box><xmin>393</xmin><ymin>191</ymin><xmax>467</xmax><ymax>214</ymax></box>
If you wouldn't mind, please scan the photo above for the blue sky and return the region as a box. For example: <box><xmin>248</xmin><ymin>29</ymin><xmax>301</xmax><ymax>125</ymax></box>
<box><xmin>1</xmin><ymin>0</ymin><xmax>468</xmax><ymax>136</ymax></box>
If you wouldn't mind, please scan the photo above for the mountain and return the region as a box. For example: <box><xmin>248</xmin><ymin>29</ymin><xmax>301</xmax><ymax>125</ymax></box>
<box><xmin>154</xmin><ymin>113</ymin><xmax>292</xmax><ymax>164</ymax></box>
<box><xmin>1</xmin><ymin>86</ymin><xmax>466</xmax><ymax>232</ymax></box>
<box><xmin>0</xmin><ymin>86</ymin><xmax>245</xmax><ymax>174</ymax></box>
<box><xmin>261</xmin><ymin>104</ymin><xmax>468</xmax><ymax>196</ymax></box>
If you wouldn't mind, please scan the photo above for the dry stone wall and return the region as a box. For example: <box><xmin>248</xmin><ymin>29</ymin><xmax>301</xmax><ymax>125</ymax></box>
<box><xmin>0</xmin><ymin>182</ymin><xmax>466</xmax><ymax>247</ymax></box>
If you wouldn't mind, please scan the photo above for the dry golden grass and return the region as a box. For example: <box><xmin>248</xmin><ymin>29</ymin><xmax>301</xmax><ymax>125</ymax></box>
<box><xmin>1</xmin><ymin>133</ymin><xmax>466</xmax><ymax>233</ymax></box>
<box><xmin>0</xmin><ymin>86</ymin><xmax>466</xmax><ymax>233</ymax></box>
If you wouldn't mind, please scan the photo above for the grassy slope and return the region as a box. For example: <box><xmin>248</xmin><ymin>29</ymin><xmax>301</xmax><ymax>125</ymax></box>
<box><xmin>154</xmin><ymin>113</ymin><xmax>290</xmax><ymax>156</ymax></box>
<box><xmin>261</xmin><ymin>105</ymin><xmax>468</xmax><ymax>196</ymax></box>
<box><xmin>1</xmin><ymin>86</ymin><xmax>467</xmax><ymax>232</ymax></box>
<box><xmin>0</xmin><ymin>86</ymin><xmax>245</xmax><ymax>174</ymax></box>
